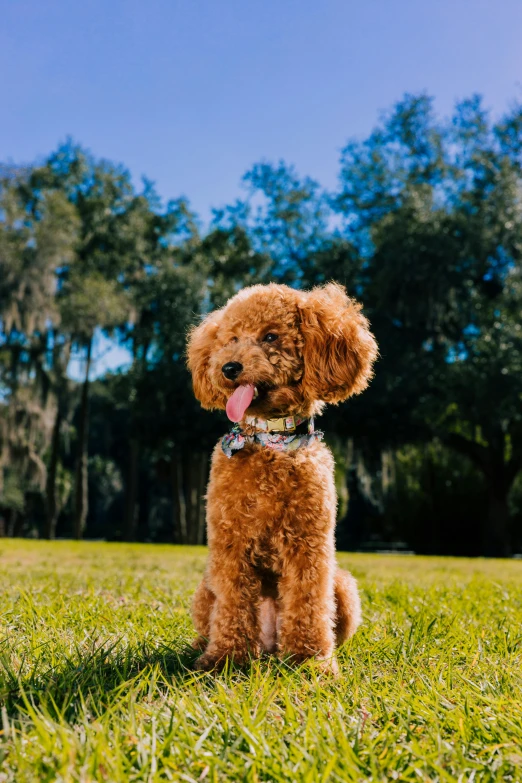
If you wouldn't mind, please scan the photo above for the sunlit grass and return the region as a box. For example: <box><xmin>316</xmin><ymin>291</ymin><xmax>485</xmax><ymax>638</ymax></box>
<box><xmin>0</xmin><ymin>540</ymin><xmax>521</xmax><ymax>781</ymax></box>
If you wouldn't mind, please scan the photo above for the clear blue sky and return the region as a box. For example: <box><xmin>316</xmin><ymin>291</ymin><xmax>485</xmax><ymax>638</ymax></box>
<box><xmin>3</xmin><ymin>0</ymin><xmax>522</xmax><ymax>225</ymax></box>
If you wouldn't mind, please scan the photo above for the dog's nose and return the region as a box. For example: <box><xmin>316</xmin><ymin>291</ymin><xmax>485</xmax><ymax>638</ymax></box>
<box><xmin>222</xmin><ymin>361</ymin><xmax>243</xmax><ymax>380</ymax></box>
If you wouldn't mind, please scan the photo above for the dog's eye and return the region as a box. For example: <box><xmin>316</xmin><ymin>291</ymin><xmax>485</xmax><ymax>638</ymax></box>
<box><xmin>263</xmin><ymin>333</ymin><xmax>278</xmax><ymax>343</ymax></box>
<box><xmin>229</xmin><ymin>336</ymin><xmax>238</xmax><ymax>344</ymax></box>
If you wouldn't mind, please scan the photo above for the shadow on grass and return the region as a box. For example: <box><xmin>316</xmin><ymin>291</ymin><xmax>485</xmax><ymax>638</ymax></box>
<box><xmin>0</xmin><ymin>639</ymin><xmax>348</xmax><ymax>721</ymax></box>
<box><xmin>0</xmin><ymin>639</ymin><xmax>202</xmax><ymax>720</ymax></box>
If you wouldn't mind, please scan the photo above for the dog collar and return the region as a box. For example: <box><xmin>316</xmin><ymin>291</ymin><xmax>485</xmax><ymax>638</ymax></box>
<box><xmin>244</xmin><ymin>414</ymin><xmax>306</xmax><ymax>433</ymax></box>
<box><xmin>221</xmin><ymin>416</ymin><xmax>323</xmax><ymax>458</ymax></box>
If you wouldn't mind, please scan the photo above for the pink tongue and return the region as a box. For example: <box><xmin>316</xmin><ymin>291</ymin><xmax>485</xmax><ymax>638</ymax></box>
<box><xmin>226</xmin><ymin>384</ymin><xmax>255</xmax><ymax>422</ymax></box>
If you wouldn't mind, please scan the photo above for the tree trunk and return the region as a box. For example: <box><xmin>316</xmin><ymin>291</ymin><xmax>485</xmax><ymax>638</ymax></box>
<box><xmin>184</xmin><ymin>452</ymin><xmax>208</xmax><ymax>545</ymax></box>
<box><xmin>73</xmin><ymin>337</ymin><xmax>92</xmax><ymax>540</ymax></box>
<box><xmin>196</xmin><ymin>452</ymin><xmax>208</xmax><ymax>545</ymax></box>
<box><xmin>187</xmin><ymin>454</ymin><xmax>199</xmax><ymax>545</ymax></box>
<box><xmin>426</xmin><ymin>452</ymin><xmax>440</xmax><ymax>555</ymax></box>
<box><xmin>123</xmin><ymin>438</ymin><xmax>140</xmax><ymax>542</ymax></box>
<box><xmin>171</xmin><ymin>455</ymin><xmax>187</xmax><ymax>544</ymax></box>
<box><xmin>45</xmin><ymin>337</ymin><xmax>72</xmax><ymax>540</ymax></box>
<box><xmin>483</xmin><ymin>482</ymin><xmax>512</xmax><ymax>558</ymax></box>
<box><xmin>45</xmin><ymin>405</ymin><xmax>62</xmax><ymax>540</ymax></box>
<box><xmin>7</xmin><ymin>509</ymin><xmax>23</xmax><ymax>538</ymax></box>
<box><xmin>7</xmin><ymin>510</ymin><xmax>15</xmax><ymax>538</ymax></box>
<box><xmin>137</xmin><ymin>468</ymin><xmax>150</xmax><ymax>542</ymax></box>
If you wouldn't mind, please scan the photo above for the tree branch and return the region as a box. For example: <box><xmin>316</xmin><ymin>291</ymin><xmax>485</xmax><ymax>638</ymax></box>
<box><xmin>506</xmin><ymin>450</ymin><xmax>522</xmax><ymax>487</ymax></box>
<box><xmin>442</xmin><ymin>432</ymin><xmax>488</xmax><ymax>473</ymax></box>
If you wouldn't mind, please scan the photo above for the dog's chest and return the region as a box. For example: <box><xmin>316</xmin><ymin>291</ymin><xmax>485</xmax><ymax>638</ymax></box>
<box><xmin>209</xmin><ymin>439</ymin><xmax>335</xmax><ymax>540</ymax></box>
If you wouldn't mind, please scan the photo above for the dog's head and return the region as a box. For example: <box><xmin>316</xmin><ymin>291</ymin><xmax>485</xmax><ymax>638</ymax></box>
<box><xmin>187</xmin><ymin>283</ymin><xmax>377</xmax><ymax>422</ymax></box>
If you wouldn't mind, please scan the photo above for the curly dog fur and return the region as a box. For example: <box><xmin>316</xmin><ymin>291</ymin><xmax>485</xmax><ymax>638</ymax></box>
<box><xmin>187</xmin><ymin>283</ymin><xmax>377</xmax><ymax>672</ymax></box>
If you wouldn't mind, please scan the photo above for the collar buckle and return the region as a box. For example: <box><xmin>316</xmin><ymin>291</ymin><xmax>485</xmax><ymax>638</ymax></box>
<box><xmin>245</xmin><ymin>415</ymin><xmax>302</xmax><ymax>432</ymax></box>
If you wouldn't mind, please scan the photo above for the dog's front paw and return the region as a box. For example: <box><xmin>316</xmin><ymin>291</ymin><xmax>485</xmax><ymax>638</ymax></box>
<box><xmin>193</xmin><ymin>647</ymin><xmax>256</xmax><ymax>671</ymax></box>
<box><xmin>279</xmin><ymin>652</ymin><xmax>340</xmax><ymax>677</ymax></box>
<box><xmin>313</xmin><ymin>656</ymin><xmax>340</xmax><ymax>677</ymax></box>
<box><xmin>193</xmin><ymin>652</ymin><xmax>221</xmax><ymax>671</ymax></box>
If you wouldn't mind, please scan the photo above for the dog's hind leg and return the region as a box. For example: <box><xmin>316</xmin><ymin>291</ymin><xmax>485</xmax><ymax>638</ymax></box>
<box><xmin>191</xmin><ymin>578</ymin><xmax>215</xmax><ymax>651</ymax></box>
<box><xmin>334</xmin><ymin>569</ymin><xmax>362</xmax><ymax>646</ymax></box>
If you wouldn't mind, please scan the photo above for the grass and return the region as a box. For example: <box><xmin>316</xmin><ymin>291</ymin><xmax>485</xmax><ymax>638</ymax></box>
<box><xmin>0</xmin><ymin>542</ymin><xmax>521</xmax><ymax>782</ymax></box>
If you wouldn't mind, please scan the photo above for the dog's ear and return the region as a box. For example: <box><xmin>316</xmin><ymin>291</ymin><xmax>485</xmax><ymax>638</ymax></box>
<box><xmin>298</xmin><ymin>283</ymin><xmax>378</xmax><ymax>404</ymax></box>
<box><xmin>187</xmin><ymin>309</ymin><xmax>225</xmax><ymax>409</ymax></box>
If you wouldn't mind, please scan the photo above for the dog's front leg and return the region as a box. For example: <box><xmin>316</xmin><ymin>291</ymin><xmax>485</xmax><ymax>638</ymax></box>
<box><xmin>194</xmin><ymin>552</ymin><xmax>262</xmax><ymax>671</ymax></box>
<box><xmin>277</xmin><ymin>540</ymin><xmax>337</xmax><ymax>673</ymax></box>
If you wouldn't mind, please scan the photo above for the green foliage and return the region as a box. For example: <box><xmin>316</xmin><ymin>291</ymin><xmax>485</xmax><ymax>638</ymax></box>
<box><xmin>2</xmin><ymin>93</ymin><xmax>522</xmax><ymax>552</ymax></box>
<box><xmin>214</xmin><ymin>161</ymin><xmax>331</xmax><ymax>284</ymax></box>
<box><xmin>0</xmin><ymin>174</ymin><xmax>79</xmax><ymax>336</ymax></box>
<box><xmin>0</xmin><ymin>472</ymin><xmax>25</xmax><ymax>512</ymax></box>
<box><xmin>60</xmin><ymin>272</ymin><xmax>130</xmax><ymax>340</ymax></box>
<box><xmin>384</xmin><ymin>441</ymin><xmax>489</xmax><ymax>555</ymax></box>
<box><xmin>330</xmin><ymin>94</ymin><xmax>522</xmax><ymax>554</ymax></box>
<box><xmin>0</xmin><ymin>542</ymin><xmax>521</xmax><ymax>780</ymax></box>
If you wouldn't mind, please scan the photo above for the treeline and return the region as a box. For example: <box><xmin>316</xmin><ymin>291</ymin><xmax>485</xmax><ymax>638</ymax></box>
<box><xmin>1</xmin><ymin>93</ymin><xmax>522</xmax><ymax>556</ymax></box>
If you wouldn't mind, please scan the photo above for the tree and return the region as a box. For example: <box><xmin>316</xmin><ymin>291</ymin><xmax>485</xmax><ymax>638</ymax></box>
<box><xmin>0</xmin><ymin>169</ymin><xmax>79</xmax><ymax>536</ymax></box>
<box><xmin>29</xmin><ymin>142</ymin><xmax>156</xmax><ymax>538</ymax></box>
<box><xmin>116</xmin><ymin>197</ymin><xmax>203</xmax><ymax>543</ymax></box>
<box><xmin>334</xmin><ymin>94</ymin><xmax>522</xmax><ymax>555</ymax></box>
<box><xmin>213</xmin><ymin>161</ymin><xmax>330</xmax><ymax>285</ymax></box>
<box><xmin>119</xmin><ymin>220</ymin><xmax>271</xmax><ymax>543</ymax></box>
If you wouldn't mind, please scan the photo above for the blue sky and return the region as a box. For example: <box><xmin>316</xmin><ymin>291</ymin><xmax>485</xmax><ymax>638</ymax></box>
<box><xmin>3</xmin><ymin>0</ymin><xmax>522</xmax><ymax>376</ymax></box>
<box><xmin>3</xmin><ymin>0</ymin><xmax>522</xmax><ymax>225</ymax></box>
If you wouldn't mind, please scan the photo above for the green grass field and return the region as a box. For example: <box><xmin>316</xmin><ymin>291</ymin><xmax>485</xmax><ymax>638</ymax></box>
<box><xmin>0</xmin><ymin>542</ymin><xmax>521</xmax><ymax>782</ymax></box>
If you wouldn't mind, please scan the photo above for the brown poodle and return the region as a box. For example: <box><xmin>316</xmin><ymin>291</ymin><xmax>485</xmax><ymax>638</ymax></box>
<box><xmin>187</xmin><ymin>282</ymin><xmax>377</xmax><ymax>673</ymax></box>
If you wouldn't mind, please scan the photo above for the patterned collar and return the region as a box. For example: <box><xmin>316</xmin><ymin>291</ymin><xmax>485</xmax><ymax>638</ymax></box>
<box><xmin>221</xmin><ymin>415</ymin><xmax>323</xmax><ymax>458</ymax></box>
